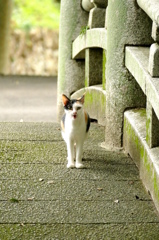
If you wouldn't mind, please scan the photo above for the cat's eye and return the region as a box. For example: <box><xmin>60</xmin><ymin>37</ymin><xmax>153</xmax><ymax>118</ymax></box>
<box><xmin>68</xmin><ymin>105</ymin><xmax>73</xmax><ymax>110</ymax></box>
<box><xmin>77</xmin><ymin>106</ymin><xmax>81</xmax><ymax>111</ymax></box>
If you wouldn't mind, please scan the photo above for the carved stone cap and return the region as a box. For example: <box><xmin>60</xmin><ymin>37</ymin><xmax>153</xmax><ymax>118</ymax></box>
<box><xmin>81</xmin><ymin>0</ymin><xmax>94</xmax><ymax>12</ymax></box>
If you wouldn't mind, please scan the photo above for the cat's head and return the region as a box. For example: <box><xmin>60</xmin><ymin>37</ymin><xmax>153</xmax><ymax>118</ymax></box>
<box><xmin>62</xmin><ymin>94</ymin><xmax>85</xmax><ymax>120</ymax></box>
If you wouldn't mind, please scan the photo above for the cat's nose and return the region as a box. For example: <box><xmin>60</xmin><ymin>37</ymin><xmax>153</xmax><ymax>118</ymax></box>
<box><xmin>72</xmin><ymin>112</ymin><xmax>77</xmax><ymax>119</ymax></box>
<box><xmin>73</xmin><ymin>110</ymin><xmax>77</xmax><ymax>115</ymax></box>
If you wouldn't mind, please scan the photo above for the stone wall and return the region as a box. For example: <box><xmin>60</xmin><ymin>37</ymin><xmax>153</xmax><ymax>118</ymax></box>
<box><xmin>9</xmin><ymin>28</ymin><xmax>59</xmax><ymax>76</ymax></box>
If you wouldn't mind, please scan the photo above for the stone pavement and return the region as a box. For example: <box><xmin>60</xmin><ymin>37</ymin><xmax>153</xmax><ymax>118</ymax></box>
<box><xmin>0</xmin><ymin>75</ymin><xmax>57</xmax><ymax>122</ymax></box>
<box><xmin>0</xmin><ymin>122</ymin><xmax>159</xmax><ymax>239</ymax></box>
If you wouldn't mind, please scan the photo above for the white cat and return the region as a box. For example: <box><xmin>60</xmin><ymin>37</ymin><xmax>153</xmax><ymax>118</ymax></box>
<box><xmin>61</xmin><ymin>94</ymin><xmax>90</xmax><ymax>169</ymax></box>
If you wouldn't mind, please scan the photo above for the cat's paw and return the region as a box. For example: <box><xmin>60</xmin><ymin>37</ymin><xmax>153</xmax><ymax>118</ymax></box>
<box><xmin>67</xmin><ymin>163</ymin><xmax>75</xmax><ymax>168</ymax></box>
<box><xmin>75</xmin><ymin>162</ymin><xmax>85</xmax><ymax>169</ymax></box>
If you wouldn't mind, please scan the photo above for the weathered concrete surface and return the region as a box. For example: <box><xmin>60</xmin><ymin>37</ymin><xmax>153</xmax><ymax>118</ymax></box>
<box><xmin>0</xmin><ymin>122</ymin><xmax>159</xmax><ymax>239</ymax></box>
<box><xmin>91</xmin><ymin>0</ymin><xmax>108</xmax><ymax>9</ymax></box>
<box><xmin>125</xmin><ymin>47</ymin><xmax>159</xmax><ymax>121</ymax></box>
<box><xmin>148</xmin><ymin>43</ymin><xmax>159</xmax><ymax>77</ymax></box>
<box><xmin>123</xmin><ymin>109</ymin><xmax>159</xmax><ymax>213</ymax></box>
<box><xmin>0</xmin><ymin>75</ymin><xmax>57</xmax><ymax>122</ymax></box>
<box><xmin>72</xmin><ymin>28</ymin><xmax>107</xmax><ymax>60</ymax></box>
<box><xmin>152</xmin><ymin>21</ymin><xmax>159</xmax><ymax>42</ymax></box>
<box><xmin>137</xmin><ymin>0</ymin><xmax>159</xmax><ymax>25</ymax></box>
<box><xmin>146</xmin><ymin>100</ymin><xmax>159</xmax><ymax>148</ymax></box>
<box><xmin>88</xmin><ymin>7</ymin><xmax>106</xmax><ymax>28</ymax></box>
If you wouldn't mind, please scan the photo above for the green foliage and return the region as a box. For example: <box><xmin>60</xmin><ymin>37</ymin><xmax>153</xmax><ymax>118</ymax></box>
<box><xmin>80</xmin><ymin>26</ymin><xmax>89</xmax><ymax>36</ymax></box>
<box><xmin>12</xmin><ymin>0</ymin><xmax>60</xmax><ymax>30</ymax></box>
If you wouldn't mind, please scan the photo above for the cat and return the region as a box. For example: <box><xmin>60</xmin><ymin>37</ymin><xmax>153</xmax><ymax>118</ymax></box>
<box><xmin>61</xmin><ymin>94</ymin><xmax>90</xmax><ymax>169</ymax></box>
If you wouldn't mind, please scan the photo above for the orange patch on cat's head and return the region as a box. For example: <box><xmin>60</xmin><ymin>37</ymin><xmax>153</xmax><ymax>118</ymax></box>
<box><xmin>62</xmin><ymin>94</ymin><xmax>70</xmax><ymax>106</ymax></box>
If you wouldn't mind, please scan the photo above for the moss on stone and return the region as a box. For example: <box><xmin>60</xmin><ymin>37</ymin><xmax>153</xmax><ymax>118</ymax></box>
<box><xmin>85</xmin><ymin>90</ymin><xmax>106</xmax><ymax>112</ymax></box>
<box><xmin>85</xmin><ymin>91</ymin><xmax>93</xmax><ymax>105</ymax></box>
<box><xmin>85</xmin><ymin>78</ymin><xmax>88</xmax><ymax>87</ymax></box>
<box><xmin>154</xmin><ymin>172</ymin><xmax>159</xmax><ymax>202</ymax></box>
<box><xmin>83</xmin><ymin>88</ymin><xmax>106</xmax><ymax>125</ymax></box>
<box><xmin>139</xmin><ymin>109</ymin><xmax>146</xmax><ymax>117</ymax></box>
<box><xmin>124</xmin><ymin>110</ymin><xmax>159</xmax><ymax>212</ymax></box>
<box><xmin>125</xmin><ymin>117</ymin><xmax>145</xmax><ymax>160</ymax></box>
<box><xmin>143</xmin><ymin>152</ymin><xmax>151</xmax><ymax>175</ymax></box>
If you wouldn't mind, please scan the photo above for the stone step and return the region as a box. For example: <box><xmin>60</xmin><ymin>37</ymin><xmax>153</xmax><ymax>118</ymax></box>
<box><xmin>124</xmin><ymin>108</ymin><xmax>159</xmax><ymax>213</ymax></box>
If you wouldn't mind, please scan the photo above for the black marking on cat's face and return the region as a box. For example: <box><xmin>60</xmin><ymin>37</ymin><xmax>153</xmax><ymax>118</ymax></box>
<box><xmin>64</xmin><ymin>99</ymin><xmax>77</xmax><ymax>111</ymax></box>
<box><xmin>76</xmin><ymin>106</ymin><xmax>81</xmax><ymax>111</ymax></box>
<box><xmin>62</xmin><ymin>94</ymin><xmax>85</xmax><ymax>119</ymax></box>
<box><xmin>62</xmin><ymin>94</ymin><xmax>84</xmax><ymax>111</ymax></box>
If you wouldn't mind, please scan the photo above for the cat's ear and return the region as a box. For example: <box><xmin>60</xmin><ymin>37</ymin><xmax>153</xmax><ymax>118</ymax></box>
<box><xmin>79</xmin><ymin>93</ymin><xmax>85</xmax><ymax>104</ymax></box>
<box><xmin>62</xmin><ymin>94</ymin><xmax>70</xmax><ymax>106</ymax></box>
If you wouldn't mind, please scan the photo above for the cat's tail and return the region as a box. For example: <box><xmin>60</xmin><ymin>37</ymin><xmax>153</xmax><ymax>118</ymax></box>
<box><xmin>90</xmin><ymin>118</ymin><xmax>98</xmax><ymax>123</ymax></box>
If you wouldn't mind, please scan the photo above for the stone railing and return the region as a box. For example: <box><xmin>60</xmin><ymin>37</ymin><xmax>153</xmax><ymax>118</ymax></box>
<box><xmin>58</xmin><ymin>0</ymin><xmax>159</xmax><ymax>212</ymax></box>
<box><xmin>124</xmin><ymin>0</ymin><xmax>159</xmax><ymax>212</ymax></box>
<box><xmin>57</xmin><ymin>0</ymin><xmax>107</xmax><ymax>121</ymax></box>
<box><xmin>126</xmin><ymin>0</ymin><xmax>159</xmax><ymax>149</ymax></box>
<box><xmin>70</xmin><ymin>0</ymin><xmax>107</xmax><ymax>125</ymax></box>
<box><xmin>137</xmin><ymin>0</ymin><xmax>159</xmax><ymax>77</ymax></box>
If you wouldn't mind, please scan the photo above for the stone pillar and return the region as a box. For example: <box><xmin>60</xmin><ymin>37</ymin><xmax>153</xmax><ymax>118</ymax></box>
<box><xmin>85</xmin><ymin>0</ymin><xmax>107</xmax><ymax>87</ymax></box>
<box><xmin>151</xmin><ymin>22</ymin><xmax>159</xmax><ymax>42</ymax></box>
<box><xmin>0</xmin><ymin>0</ymin><xmax>12</xmax><ymax>74</ymax></box>
<box><xmin>105</xmin><ymin>0</ymin><xmax>152</xmax><ymax>149</ymax></box>
<box><xmin>148</xmin><ymin>43</ymin><xmax>159</xmax><ymax>77</ymax></box>
<box><xmin>148</xmin><ymin>23</ymin><xmax>159</xmax><ymax>77</ymax></box>
<box><xmin>57</xmin><ymin>0</ymin><xmax>88</xmax><ymax>121</ymax></box>
<box><xmin>146</xmin><ymin>100</ymin><xmax>159</xmax><ymax>148</ymax></box>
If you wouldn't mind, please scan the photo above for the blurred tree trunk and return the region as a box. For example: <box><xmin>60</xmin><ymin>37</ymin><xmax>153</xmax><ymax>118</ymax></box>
<box><xmin>0</xmin><ymin>0</ymin><xmax>12</xmax><ymax>74</ymax></box>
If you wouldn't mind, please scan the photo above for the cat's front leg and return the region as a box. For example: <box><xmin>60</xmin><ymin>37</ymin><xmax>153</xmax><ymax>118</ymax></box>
<box><xmin>67</xmin><ymin>139</ymin><xmax>75</xmax><ymax>168</ymax></box>
<box><xmin>75</xmin><ymin>142</ymin><xmax>84</xmax><ymax>169</ymax></box>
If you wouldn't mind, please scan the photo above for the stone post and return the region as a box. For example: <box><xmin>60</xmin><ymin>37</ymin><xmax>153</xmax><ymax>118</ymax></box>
<box><xmin>85</xmin><ymin>0</ymin><xmax>107</xmax><ymax>87</ymax></box>
<box><xmin>146</xmin><ymin>100</ymin><xmax>159</xmax><ymax>148</ymax></box>
<box><xmin>85</xmin><ymin>48</ymin><xmax>103</xmax><ymax>86</ymax></box>
<box><xmin>0</xmin><ymin>0</ymin><xmax>12</xmax><ymax>74</ymax></box>
<box><xmin>105</xmin><ymin>0</ymin><xmax>152</xmax><ymax>149</ymax></box>
<box><xmin>148</xmin><ymin>21</ymin><xmax>159</xmax><ymax>77</ymax></box>
<box><xmin>148</xmin><ymin>43</ymin><xmax>159</xmax><ymax>77</ymax></box>
<box><xmin>57</xmin><ymin>0</ymin><xmax>88</xmax><ymax>121</ymax></box>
